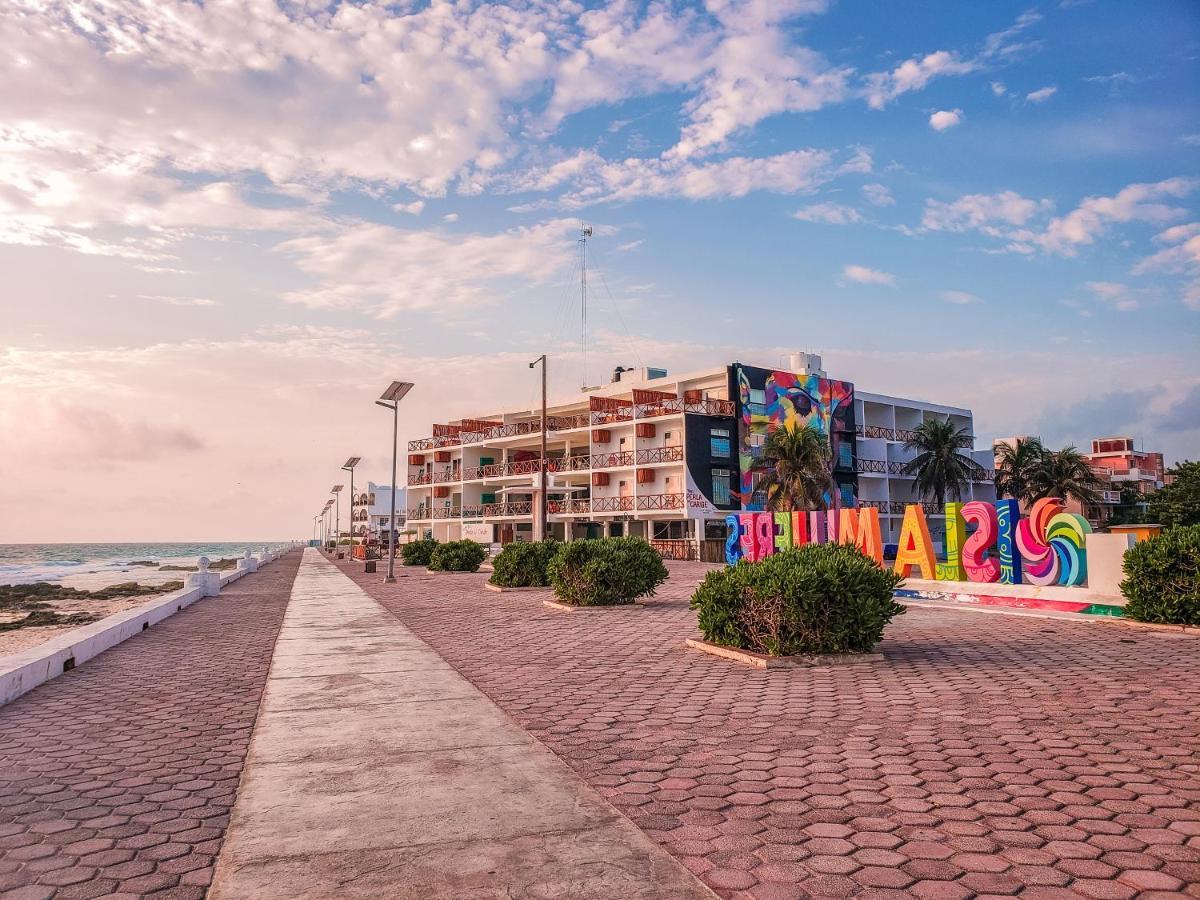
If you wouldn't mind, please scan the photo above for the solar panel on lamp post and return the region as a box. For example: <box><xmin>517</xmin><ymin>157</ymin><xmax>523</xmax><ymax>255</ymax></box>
<box><xmin>375</xmin><ymin>381</ymin><xmax>414</xmax><ymax>583</ymax></box>
<box><xmin>342</xmin><ymin>457</ymin><xmax>361</xmax><ymax>551</ymax></box>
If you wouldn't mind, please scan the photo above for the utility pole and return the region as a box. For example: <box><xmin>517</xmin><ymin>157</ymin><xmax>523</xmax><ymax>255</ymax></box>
<box><xmin>579</xmin><ymin>225</ymin><xmax>591</xmax><ymax>391</ymax></box>
<box><xmin>376</xmin><ymin>381</ymin><xmax>414</xmax><ymax>582</ymax></box>
<box><xmin>530</xmin><ymin>354</ymin><xmax>548</xmax><ymax>540</ymax></box>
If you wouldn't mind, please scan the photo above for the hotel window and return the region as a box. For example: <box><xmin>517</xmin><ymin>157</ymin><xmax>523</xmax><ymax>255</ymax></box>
<box><xmin>749</xmin><ymin>388</ymin><xmax>765</xmax><ymax>404</ymax></box>
<box><xmin>712</xmin><ymin>469</ymin><xmax>732</xmax><ymax>505</ymax></box>
<box><xmin>710</xmin><ymin>428</ymin><xmax>731</xmax><ymax>458</ymax></box>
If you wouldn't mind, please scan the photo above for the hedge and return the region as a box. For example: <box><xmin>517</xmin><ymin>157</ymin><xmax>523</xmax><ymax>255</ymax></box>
<box><xmin>690</xmin><ymin>543</ymin><xmax>904</xmax><ymax>655</ymax></box>
<box><xmin>547</xmin><ymin>537</ymin><xmax>668</xmax><ymax>606</ymax></box>
<box><xmin>399</xmin><ymin>538</ymin><xmax>437</xmax><ymax>567</ymax></box>
<box><xmin>428</xmin><ymin>539</ymin><xmax>487</xmax><ymax>573</ymax></box>
<box><xmin>1121</xmin><ymin>524</ymin><xmax>1200</xmax><ymax>625</ymax></box>
<box><xmin>489</xmin><ymin>541</ymin><xmax>558</xmax><ymax>587</ymax></box>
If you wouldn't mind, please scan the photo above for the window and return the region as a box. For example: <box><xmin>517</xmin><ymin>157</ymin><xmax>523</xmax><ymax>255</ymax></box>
<box><xmin>664</xmin><ymin>430</ymin><xmax>672</xmax><ymax>443</ymax></box>
<box><xmin>712</xmin><ymin>469</ymin><xmax>731</xmax><ymax>505</ymax></box>
<box><xmin>749</xmin><ymin>388</ymin><xmax>765</xmax><ymax>404</ymax></box>
<box><xmin>710</xmin><ymin>428</ymin><xmax>731</xmax><ymax>457</ymax></box>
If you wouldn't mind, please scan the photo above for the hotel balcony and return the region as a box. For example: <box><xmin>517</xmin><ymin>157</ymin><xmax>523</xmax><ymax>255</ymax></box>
<box><xmin>635</xmin><ymin>446</ymin><xmax>684</xmax><ymax>465</ymax></box>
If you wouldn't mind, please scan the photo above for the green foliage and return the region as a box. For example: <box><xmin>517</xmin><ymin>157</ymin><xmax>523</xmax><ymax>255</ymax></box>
<box><xmin>690</xmin><ymin>544</ymin><xmax>905</xmax><ymax>656</ymax></box>
<box><xmin>902</xmin><ymin>420</ymin><xmax>986</xmax><ymax>509</ymax></box>
<box><xmin>1028</xmin><ymin>444</ymin><xmax>1102</xmax><ymax>506</ymax></box>
<box><xmin>489</xmin><ymin>541</ymin><xmax>558</xmax><ymax>587</ymax></box>
<box><xmin>758</xmin><ymin>422</ymin><xmax>833</xmax><ymax>512</ymax></box>
<box><xmin>400</xmin><ymin>538</ymin><xmax>438</xmax><ymax>567</ymax></box>
<box><xmin>1121</xmin><ymin>524</ymin><xmax>1200</xmax><ymax>625</ymax></box>
<box><xmin>994</xmin><ymin>436</ymin><xmax>1044</xmax><ymax>502</ymax></box>
<box><xmin>547</xmin><ymin>537</ymin><xmax>668</xmax><ymax>606</ymax></box>
<box><xmin>428</xmin><ymin>539</ymin><xmax>486</xmax><ymax>572</ymax></box>
<box><xmin>1105</xmin><ymin>485</ymin><xmax>1150</xmax><ymax>527</ymax></box>
<box><xmin>1147</xmin><ymin>460</ymin><xmax>1200</xmax><ymax>529</ymax></box>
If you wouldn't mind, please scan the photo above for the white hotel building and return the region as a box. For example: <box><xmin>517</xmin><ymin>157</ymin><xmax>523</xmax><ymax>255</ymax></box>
<box><xmin>403</xmin><ymin>354</ymin><xmax>994</xmax><ymax>559</ymax></box>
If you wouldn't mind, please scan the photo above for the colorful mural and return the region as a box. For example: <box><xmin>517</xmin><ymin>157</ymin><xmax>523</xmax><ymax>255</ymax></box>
<box><xmin>732</xmin><ymin>365</ymin><xmax>855</xmax><ymax>510</ymax></box>
<box><xmin>724</xmin><ymin>497</ymin><xmax>1097</xmax><ymax>589</ymax></box>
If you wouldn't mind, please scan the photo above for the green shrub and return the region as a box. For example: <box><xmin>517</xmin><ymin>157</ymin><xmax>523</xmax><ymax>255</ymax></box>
<box><xmin>400</xmin><ymin>538</ymin><xmax>438</xmax><ymax>567</ymax></box>
<box><xmin>690</xmin><ymin>543</ymin><xmax>905</xmax><ymax>656</ymax></box>
<box><xmin>547</xmin><ymin>537</ymin><xmax>668</xmax><ymax>606</ymax></box>
<box><xmin>428</xmin><ymin>539</ymin><xmax>487</xmax><ymax>573</ymax></box>
<box><xmin>1121</xmin><ymin>525</ymin><xmax>1200</xmax><ymax>625</ymax></box>
<box><xmin>489</xmin><ymin>541</ymin><xmax>558</xmax><ymax>587</ymax></box>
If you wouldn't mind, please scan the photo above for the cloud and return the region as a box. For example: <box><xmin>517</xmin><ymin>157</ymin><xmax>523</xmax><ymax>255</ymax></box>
<box><xmin>139</xmin><ymin>295</ymin><xmax>219</xmax><ymax>307</ymax></box>
<box><xmin>1082</xmin><ymin>281</ymin><xmax>1141</xmax><ymax>312</ymax></box>
<box><xmin>990</xmin><ymin>81</ymin><xmax>1007</xmax><ymax>97</ymax></box>
<box><xmin>792</xmin><ymin>202</ymin><xmax>863</xmax><ymax>224</ymax></box>
<box><xmin>865</xmin><ymin>52</ymin><xmax>975</xmax><ymax>110</ymax></box>
<box><xmin>939</xmin><ymin>290</ymin><xmax>983</xmax><ymax>305</ymax></box>
<box><xmin>443</xmin><ymin>213</ymin><xmax>460</xmax><ymax>223</ymax></box>
<box><xmin>842</xmin><ymin>264</ymin><xmax>895</xmax><ymax>286</ymax></box>
<box><xmin>929</xmin><ymin>109</ymin><xmax>964</xmax><ymax>131</ymax></box>
<box><xmin>1022</xmin><ymin>177</ymin><xmax>1197</xmax><ymax>255</ymax></box>
<box><xmin>921</xmin><ymin>191</ymin><xmax>1048</xmax><ymax>233</ymax></box>
<box><xmin>394</xmin><ymin>201</ymin><xmax>425</xmax><ymax>215</ymax></box>
<box><xmin>861</xmin><ymin>183</ymin><xmax>894</xmax><ymax>207</ymax></box>
<box><xmin>277</xmin><ymin>218</ymin><xmax>579</xmax><ymax>317</ymax></box>
<box><xmin>1026</xmin><ymin>86</ymin><xmax>1058</xmax><ymax>103</ymax></box>
<box><xmin>615</xmin><ymin>240</ymin><xmax>644</xmax><ymax>252</ymax></box>
<box><xmin>1134</xmin><ymin>222</ymin><xmax>1200</xmax><ymax>310</ymax></box>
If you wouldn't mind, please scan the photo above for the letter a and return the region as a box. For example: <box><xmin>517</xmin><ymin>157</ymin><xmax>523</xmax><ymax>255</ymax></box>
<box><xmin>893</xmin><ymin>504</ymin><xmax>936</xmax><ymax>579</ymax></box>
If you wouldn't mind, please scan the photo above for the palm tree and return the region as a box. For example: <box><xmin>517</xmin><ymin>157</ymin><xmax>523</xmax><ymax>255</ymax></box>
<box><xmin>1028</xmin><ymin>445</ymin><xmax>1103</xmax><ymax>506</ymax></box>
<box><xmin>994</xmin><ymin>436</ymin><xmax>1045</xmax><ymax>503</ymax></box>
<box><xmin>758</xmin><ymin>421</ymin><xmax>833</xmax><ymax>512</ymax></box>
<box><xmin>901</xmin><ymin>419</ymin><xmax>986</xmax><ymax>510</ymax></box>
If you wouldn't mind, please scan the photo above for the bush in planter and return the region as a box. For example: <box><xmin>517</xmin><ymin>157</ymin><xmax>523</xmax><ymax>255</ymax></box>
<box><xmin>489</xmin><ymin>541</ymin><xmax>558</xmax><ymax>587</ymax></box>
<box><xmin>1121</xmin><ymin>525</ymin><xmax>1200</xmax><ymax>625</ymax></box>
<box><xmin>428</xmin><ymin>539</ymin><xmax>487</xmax><ymax>573</ymax></box>
<box><xmin>400</xmin><ymin>538</ymin><xmax>437</xmax><ymax>567</ymax></box>
<box><xmin>547</xmin><ymin>537</ymin><xmax>668</xmax><ymax>606</ymax></box>
<box><xmin>690</xmin><ymin>543</ymin><xmax>905</xmax><ymax>656</ymax></box>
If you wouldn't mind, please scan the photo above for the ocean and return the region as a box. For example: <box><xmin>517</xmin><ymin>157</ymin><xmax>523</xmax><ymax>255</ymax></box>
<box><xmin>0</xmin><ymin>542</ymin><xmax>290</xmax><ymax>589</ymax></box>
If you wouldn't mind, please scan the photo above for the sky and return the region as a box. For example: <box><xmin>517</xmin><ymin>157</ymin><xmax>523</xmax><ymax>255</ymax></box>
<box><xmin>1</xmin><ymin>0</ymin><xmax>1197</xmax><ymax>542</ymax></box>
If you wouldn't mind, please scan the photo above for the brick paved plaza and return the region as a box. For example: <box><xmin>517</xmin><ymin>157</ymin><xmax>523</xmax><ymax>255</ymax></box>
<box><xmin>0</xmin><ymin>553</ymin><xmax>299</xmax><ymax>900</ymax></box>
<box><xmin>340</xmin><ymin>560</ymin><xmax>1200</xmax><ymax>900</ymax></box>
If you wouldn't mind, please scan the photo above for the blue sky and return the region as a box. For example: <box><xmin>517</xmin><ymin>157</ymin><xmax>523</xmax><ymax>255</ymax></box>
<box><xmin>1</xmin><ymin>0</ymin><xmax>1197</xmax><ymax>540</ymax></box>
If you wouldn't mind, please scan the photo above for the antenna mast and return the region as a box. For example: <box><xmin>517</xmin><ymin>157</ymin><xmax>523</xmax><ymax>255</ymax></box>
<box><xmin>580</xmin><ymin>225</ymin><xmax>592</xmax><ymax>391</ymax></box>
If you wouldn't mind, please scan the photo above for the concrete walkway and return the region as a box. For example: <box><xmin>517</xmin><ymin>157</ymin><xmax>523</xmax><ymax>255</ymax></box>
<box><xmin>209</xmin><ymin>549</ymin><xmax>714</xmax><ymax>899</ymax></box>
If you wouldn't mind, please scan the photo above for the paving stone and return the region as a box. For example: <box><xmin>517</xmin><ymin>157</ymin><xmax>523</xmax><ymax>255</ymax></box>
<box><xmin>0</xmin><ymin>555</ymin><xmax>298</xmax><ymax>899</ymax></box>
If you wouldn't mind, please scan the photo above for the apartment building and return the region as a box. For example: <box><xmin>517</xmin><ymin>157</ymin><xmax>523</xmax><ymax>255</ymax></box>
<box><xmin>350</xmin><ymin>482</ymin><xmax>406</xmax><ymax>543</ymax></box>
<box><xmin>403</xmin><ymin>354</ymin><xmax>991</xmax><ymax>559</ymax></box>
<box><xmin>855</xmin><ymin>392</ymin><xmax>996</xmax><ymax>545</ymax></box>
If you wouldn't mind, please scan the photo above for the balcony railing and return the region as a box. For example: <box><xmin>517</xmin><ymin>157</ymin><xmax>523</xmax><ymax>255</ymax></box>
<box><xmin>408</xmin><ymin>472</ymin><xmax>433</xmax><ymax>485</ymax></box>
<box><xmin>856</xmin><ymin>458</ymin><xmax>887</xmax><ymax>474</ymax></box>
<box><xmin>636</xmin><ymin>493</ymin><xmax>685</xmax><ymax>511</ymax></box>
<box><xmin>591</xmin><ymin>450</ymin><xmax>635</xmax><ymax>469</ymax></box>
<box><xmin>482</xmin><ymin>501</ymin><xmax>534</xmax><ymax>517</ymax></box>
<box><xmin>549</xmin><ymin>414</ymin><xmax>591</xmax><ymax>431</ymax></box>
<box><xmin>650</xmin><ymin>539</ymin><xmax>698</xmax><ymax>561</ymax></box>
<box><xmin>431</xmin><ymin>506</ymin><xmax>461</xmax><ymax>519</ymax></box>
<box><xmin>857</xmin><ymin>499</ymin><xmax>889</xmax><ymax>510</ymax></box>
<box><xmin>591</xmin><ymin>496</ymin><xmax>634</xmax><ymax>512</ymax></box>
<box><xmin>895</xmin><ymin>428</ymin><xmax>919</xmax><ymax>443</ymax></box>
<box><xmin>860</xmin><ymin>424</ymin><xmax>894</xmax><ymax>440</ymax></box>
<box><xmin>549</xmin><ymin>455</ymin><xmax>592</xmax><ymax>472</ymax></box>
<box><xmin>591</xmin><ymin>409</ymin><xmax>633</xmax><ymax>426</ymax></box>
<box><xmin>547</xmin><ymin>498</ymin><xmax>592</xmax><ymax>515</ymax></box>
<box><xmin>408</xmin><ymin>435</ymin><xmax>462</xmax><ymax>452</ymax></box>
<box><xmin>635</xmin><ymin>446</ymin><xmax>684</xmax><ymax>465</ymax></box>
<box><xmin>461</xmin><ymin>421</ymin><xmax>542</xmax><ymax>444</ymax></box>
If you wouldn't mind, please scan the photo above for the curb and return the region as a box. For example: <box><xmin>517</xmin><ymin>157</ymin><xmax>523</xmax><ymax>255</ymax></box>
<box><xmin>542</xmin><ymin>599</ymin><xmax>642</xmax><ymax>612</ymax></box>
<box><xmin>484</xmin><ymin>583</ymin><xmax>550</xmax><ymax>593</ymax></box>
<box><xmin>684</xmin><ymin>638</ymin><xmax>883</xmax><ymax>669</ymax></box>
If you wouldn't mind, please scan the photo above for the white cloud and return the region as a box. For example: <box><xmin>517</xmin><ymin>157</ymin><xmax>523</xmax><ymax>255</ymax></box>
<box><xmin>615</xmin><ymin>240</ymin><xmax>644</xmax><ymax>252</ymax></box>
<box><xmin>139</xmin><ymin>295</ymin><xmax>219</xmax><ymax>307</ymax></box>
<box><xmin>792</xmin><ymin>202</ymin><xmax>863</xmax><ymax>224</ymax></box>
<box><xmin>1134</xmin><ymin>223</ymin><xmax>1200</xmax><ymax>310</ymax></box>
<box><xmin>865</xmin><ymin>52</ymin><xmax>976</xmax><ymax>109</ymax></box>
<box><xmin>861</xmin><ymin>183</ymin><xmax>894</xmax><ymax>207</ymax></box>
<box><xmin>929</xmin><ymin>109</ymin><xmax>964</xmax><ymax>131</ymax></box>
<box><xmin>990</xmin><ymin>81</ymin><xmax>1007</xmax><ymax>96</ymax></box>
<box><xmin>394</xmin><ymin>201</ymin><xmax>425</xmax><ymax>215</ymax></box>
<box><xmin>939</xmin><ymin>290</ymin><xmax>983</xmax><ymax>305</ymax></box>
<box><xmin>842</xmin><ymin>264</ymin><xmax>895</xmax><ymax>286</ymax></box>
<box><xmin>921</xmin><ymin>191</ymin><xmax>1048</xmax><ymax>233</ymax></box>
<box><xmin>1026</xmin><ymin>86</ymin><xmax>1058</xmax><ymax>103</ymax></box>
<box><xmin>1023</xmin><ymin>177</ymin><xmax>1197</xmax><ymax>255</ymax></box>
<box><xmin>1083</xmin><ymin>281</ymin><xmax>1141</xmax><ymax>312</ymax></box>
<box><xmin>277</xmin><ymin>219</ymin><xmax>580</xmax><ymax>317</ymax></box>
<box><xmin>443</xmin><ymin>213</ymin><xmax>460</xmax><ymax>223</ymax></box>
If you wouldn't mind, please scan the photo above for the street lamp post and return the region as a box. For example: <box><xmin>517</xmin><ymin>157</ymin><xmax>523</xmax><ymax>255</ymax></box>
<box><xmin>529</xmin><ymin>355</ymin><xmax>547</xmax><ymax>540</ymax></box>
<box><xmin>331</xmin><ymin>485</ymin><xmax>343</xmax><ymax>552</ymax></box>
<box><xmin>343</xmin><ymin>457</ymin><xmax>361</xmax><ymax>550</ymax></box>
<box><xmin>375</xmin><ymin>381</ymin><xmax>414</xmax><ymax>583</ymax></box>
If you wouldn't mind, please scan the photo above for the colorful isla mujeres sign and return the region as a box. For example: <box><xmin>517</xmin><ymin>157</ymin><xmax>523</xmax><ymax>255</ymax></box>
<box><xmin>724</xmin><ymin>497</ymin><xmax>1093</xmax><ymax>588</ymax></box>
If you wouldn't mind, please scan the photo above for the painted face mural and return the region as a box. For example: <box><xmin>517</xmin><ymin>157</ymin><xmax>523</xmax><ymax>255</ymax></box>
<box><xmin>725</xmin><ymin>498</ymin><xmax>1094</xmax><ymax>588</ymax></box>
<box><xmin>735</xmin><ymin>366</ymin><xmax>855</xmax><ymax>510</ymax></box>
